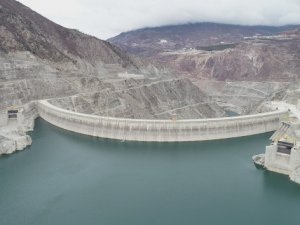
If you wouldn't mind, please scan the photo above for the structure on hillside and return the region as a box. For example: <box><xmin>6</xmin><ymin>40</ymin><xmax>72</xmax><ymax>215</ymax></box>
<box><xmin>253</xmin><ymin>101</ymin><xmax>300</xmax><ymax>185</ymax></box>
<box><xmin>0</xmin><ymin>102</ymin><xmax>38</xmax><ymax>155</ymax></box>
<box><xmin>0</xmin><ymin>106</ymin><xmax>24</xmax><ymax>126</ymax></box>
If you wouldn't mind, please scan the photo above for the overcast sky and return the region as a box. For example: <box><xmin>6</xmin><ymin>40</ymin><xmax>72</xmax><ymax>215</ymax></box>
<box><xmin>19</xmin><ymin>0</ymin><xmax>300</xmax><ymax>39</ymax></box>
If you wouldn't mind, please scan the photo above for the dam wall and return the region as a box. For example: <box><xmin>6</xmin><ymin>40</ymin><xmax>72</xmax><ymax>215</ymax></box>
<box><xmin>0</xmin><ymin>110</ymin><xmax>8</xmax><ymax>127</ymax></box>
<box><xmin>38</xmin><ymin>100</ymin><xmax>288</xmax><ymax>142</ymax></box>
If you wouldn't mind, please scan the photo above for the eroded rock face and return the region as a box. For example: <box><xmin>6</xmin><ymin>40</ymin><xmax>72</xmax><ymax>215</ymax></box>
<box><xmin>50</xmin><ymin>78</ymin><xmax>226</xmax><ymax>119</ymax></box>
<box><xmin>0</xmin><ymin>0</ymin><xmax>148</xmax><ymax>112</ymax></box>
<box><xmin>0</xmin><ymin>133</ymin><xmax>32</xmax><ymax>155</ymax></box>
<box><xmin>193</xmin><ymin>80</ymin><xmax>288</xmax><ymax>115</ymax></box>
<box><xmin>150</xmin><ymin>36</ymin><xmax>300</xmax><ymax>82</ymax></box>
<box><xmin>0</xmin><ymin>135</ymin><xmax>16</xmax><ymax>154</ymax></box>
<box><xmin>0</xmin><ymin>128</ymin><xmax>33</xmax><ymax>154</ymax></box>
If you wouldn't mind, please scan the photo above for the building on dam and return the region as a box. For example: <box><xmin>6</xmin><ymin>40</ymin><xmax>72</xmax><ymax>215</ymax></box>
<box><xmin>253</xmin><ymin>105</ymin><xmax>300</xmax><ymax>185</ymax></box>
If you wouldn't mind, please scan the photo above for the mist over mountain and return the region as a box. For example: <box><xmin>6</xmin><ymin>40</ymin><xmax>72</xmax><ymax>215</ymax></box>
<box><xmin>18</xmin><ymin>0</ymin><xmax>300</xmax><ymax>39</ymax></box>
<box><xmin>109</xmin><ymin>22</ymin><xmax>299</xmax><ymax>57</ymax></box>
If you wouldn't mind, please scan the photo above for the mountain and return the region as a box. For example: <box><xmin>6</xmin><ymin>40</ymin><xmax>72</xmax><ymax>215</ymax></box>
<box><xmin>109</xmin><ymin>23</ymin><xmax>300</xmax><ymax>82</ymax></box>
<box><xmin>0</xmin><ymin>0</ymin><xmax>298</xmax><ymax>118</ymax></box>
<box><xmin>0</xmin><ymin>0</ymin><xmax>143</xmax><ymax>110</ymax></box>
<box><xmin>154</xmin><ymin>33</ymin><xmax>300</xmax><ymax>81</ymax></box>
<box><xmin>0</xmin><ymin>0</ymin><xmax>227</xmax><ymax>121</ymax></box>
<box><xmin>0</xmin><ymin>0</ymin><xmax>139</xmax><ymax>70</ymax></box>
<box><xmin>108</xmin><ymin>22</ymin><xmax>299</xmax><ymax>57</ymax></box>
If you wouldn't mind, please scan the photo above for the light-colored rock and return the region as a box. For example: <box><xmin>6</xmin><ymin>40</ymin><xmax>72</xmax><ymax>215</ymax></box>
<box><xmin>0</xmin><ymin>136</ymin><xmax>16</xmax><ymax>155</ymax></box>
<box><xmin>49</xmin><ymin>78</ymin><xmax>227</xmax><ymax>120</ymax></box>
<box><xmin>193</xmin><ymin>80</ymin><xmax>289</xmax><ymax>115</ymax></box>
<box><xmin>0</xmin><ymin>133</ymin><xmax>32</xmax><ymax>155</ymax></box>
<box><xmin>290</xmin><ymin>167</ymin><xmax>300</xmax><ymax>184</ymax></box>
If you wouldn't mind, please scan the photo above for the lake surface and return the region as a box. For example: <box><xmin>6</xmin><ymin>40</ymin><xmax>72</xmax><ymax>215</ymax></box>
<box><xmin>1</xmin><ymin>118</ymin><xmax>300</xmax><ymax>225</ymax></box>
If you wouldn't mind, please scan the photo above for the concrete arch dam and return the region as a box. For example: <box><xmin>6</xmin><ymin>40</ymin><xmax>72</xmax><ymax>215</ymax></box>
<box><xmin>38</xmin><ymin>100</ymin><xmax>288</xmax><ymax>142</ymax></box>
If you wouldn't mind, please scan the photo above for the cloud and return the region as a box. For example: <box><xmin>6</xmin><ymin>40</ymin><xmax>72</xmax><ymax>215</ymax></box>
<box><xmin>19</xmin><ymin>0</ymin><xmax>300</xmax><ymax>39</ymax></box>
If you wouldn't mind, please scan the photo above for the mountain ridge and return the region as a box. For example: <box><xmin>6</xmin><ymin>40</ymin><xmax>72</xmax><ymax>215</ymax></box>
<box><xmin>109</xmin><ymin>22</ymin><xmax>300</xmax><ymax>57</ymax></box>
<box><xmin>108</xmin><ymin>22</ymin><xmax>300</xmax><ymax>82</ymax></box>
<box><xmin>0</xmin><ymin>0</ymin><xmax>139</xmax><ymax>70</ymax></box>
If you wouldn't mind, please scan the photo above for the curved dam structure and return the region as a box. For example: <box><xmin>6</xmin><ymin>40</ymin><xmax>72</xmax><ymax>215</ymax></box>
<box><xmin>38</xmin><ymin>100</ymin><xmax>288</xmax><ymax>142</ymax></box>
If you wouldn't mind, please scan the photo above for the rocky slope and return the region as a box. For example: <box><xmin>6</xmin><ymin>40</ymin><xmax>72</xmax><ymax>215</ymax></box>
<box><xmin>0</xmin><ymin>0</ymin><xmax>139</xmax><ymax>70</ymax></box>
<box><xmin>193</xmin><ymin>80</ymin><xmax>288</xmax><ymax>114</ymax></box>
<box><xmin>0</xmin><ymin>0</ymin><xmax>146</xmax><ymax>111</ymax></box>
<box><xmin>49</xmin><ymin>78</ymin><xmax>226</xmax><ymax>119</ymax></box>
<box><xmin>109</xmin><ymin>23</ymin><xmax>300</xmax><ymax>82</ymax></box>
<box><xmin>154</xmin><ymin>34</ymin><xmax>300</xmax><ymax>81</ymax></box>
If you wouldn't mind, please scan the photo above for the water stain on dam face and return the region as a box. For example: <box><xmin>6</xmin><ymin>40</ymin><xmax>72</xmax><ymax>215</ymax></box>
<box><xmin>1</xmin><ymin>118</ymin><xmax>300</xmax><ymax>225</ymax></box>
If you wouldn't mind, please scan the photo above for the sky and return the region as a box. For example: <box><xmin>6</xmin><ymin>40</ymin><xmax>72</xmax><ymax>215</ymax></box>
<box><xmin>19</xmin><ymin>0</ymin><xmax>300</xmax><ymax>40</ymax></box>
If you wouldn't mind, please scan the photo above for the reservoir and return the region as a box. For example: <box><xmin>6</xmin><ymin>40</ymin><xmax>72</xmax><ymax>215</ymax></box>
<box><xmin>1</xmin><ymin>119</ymin><xmax>300</xmax><ymax>225</ymax></box>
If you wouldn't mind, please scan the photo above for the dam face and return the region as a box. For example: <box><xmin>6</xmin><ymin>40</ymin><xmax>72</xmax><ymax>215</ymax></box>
<box><xmin>38</xmin><ymin>100</ymin><xmax>288</xmax><ymax>142</ymax></box>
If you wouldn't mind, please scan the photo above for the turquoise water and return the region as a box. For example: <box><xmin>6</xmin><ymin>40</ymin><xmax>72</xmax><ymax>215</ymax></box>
<box><xmin>1</xmin><ymin>118</ymin><xmax>300</xmax><ymax>225</ymax></box>
<box><xmin>225</xmin><ymin>110</ymin><xmax>240</xmax><ymax>117</ymax></box>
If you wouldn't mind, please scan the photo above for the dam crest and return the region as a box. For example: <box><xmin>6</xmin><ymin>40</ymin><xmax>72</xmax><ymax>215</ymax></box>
<box><xmin>37</xmin><ymin>100</ymin><xmax>288</xmax><ymax>142</ymax></box>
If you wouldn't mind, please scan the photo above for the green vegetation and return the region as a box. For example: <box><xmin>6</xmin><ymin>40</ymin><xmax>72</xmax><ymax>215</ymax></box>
<box><xmin>196</xmin><ymin>43</ymin><xmax>238</xmax><ymax>51</ymax></box>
